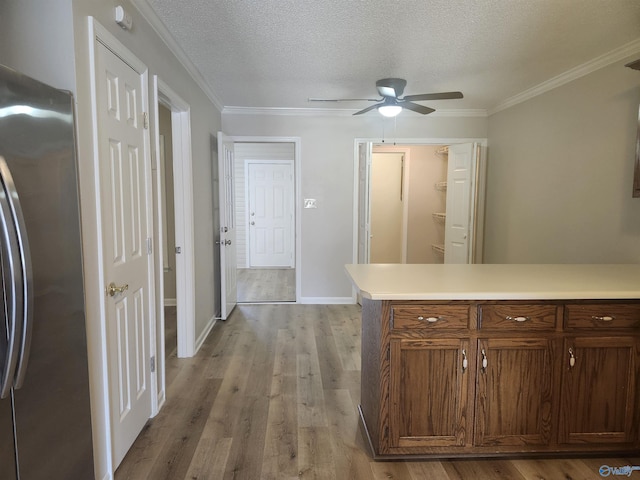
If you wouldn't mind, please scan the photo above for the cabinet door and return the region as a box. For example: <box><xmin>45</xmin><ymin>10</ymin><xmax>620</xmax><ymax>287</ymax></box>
<box><xmin>475</xmin><ymin>338</ymin><xmax>554</xmax><ymax>447</ymax></box>
<box><xmin>559</xmin><ymin>337</ymin><xmax>638</xmax><ymax>445</ymax></box>
<box><xmin>389</xmin><ymin>338</ymin><xmax>470</xmax><ymax>448</ymax></box>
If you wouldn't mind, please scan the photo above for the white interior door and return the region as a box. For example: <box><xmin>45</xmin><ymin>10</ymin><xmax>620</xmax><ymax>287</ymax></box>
<box><xmin>95</xmin><ymin>41</ymin><xmax>152</xmax><ymax>468</ymax></box>
<box><xmin>247</xmin><ymin>161</ymin><xmax>294</xmax><ymax>268</ymax></box>
<box><xmin>217</xmin><ymin>132</ymin><xmax>237</xmax><ymax>319</ymax></box>
<box><xmin>444</xmin><ymin>142</ymin><xmax>477</xmax><ymax>263</ymax></box>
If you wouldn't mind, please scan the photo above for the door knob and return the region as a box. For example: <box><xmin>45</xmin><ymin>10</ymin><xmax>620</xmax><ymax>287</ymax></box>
<box><xmin>224</xmin><ymin>239</ymin><xmax>232</xmax><ymax>245</ymax></box>
<box><xmin>250</xmin><ymin>221</ymin><xmax>255</xmax><ymax>225</ymax></box>
<box><xmin>107</xmin><ymin>282</ymin><xmax>129</xmax><ymax>297</ymax></box>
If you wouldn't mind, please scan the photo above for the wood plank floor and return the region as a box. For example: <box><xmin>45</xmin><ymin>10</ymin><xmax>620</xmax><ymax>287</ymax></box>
<box><xmin>237</xmin><ymin>268</ymin><xmax>295</xmax><ymax>303</ymax></box>
<box><xmin>115</xmin><ymin>304</ymin><xmax>640</xmax><ymax>480</ymax></box>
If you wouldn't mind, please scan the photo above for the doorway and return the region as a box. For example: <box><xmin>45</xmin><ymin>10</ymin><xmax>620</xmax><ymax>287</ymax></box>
<box><xmin>355</xmin><ymin>139</ymin><xmax>487</xmax><ymax>266</ymax></box>
<box><xmin>157</xmin><ymin>104</ymin><xmax>177</xmax><ymax>361</ymax></box>
<box><xmin>231</xmin><ymin>139</ymin><xmax>300</xmax><ymax>303</ymax></box>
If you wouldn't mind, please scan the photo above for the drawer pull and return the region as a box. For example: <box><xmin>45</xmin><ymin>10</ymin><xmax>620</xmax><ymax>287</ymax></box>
<box><xmin>481</xmin><ymin>349</ymin><xmax>488</xmax><ymax>371</ymax></box>
<box><xmin>591</xmin><ymin>315</ymin><xmax>615</xmax><ymax>322</ymax></box>
<box><xmin>461</xmin><ymin>349</ymin><xmax>468</xmax><ymax>372</ymax></box>
<box><xmin>505</xmin><ymin>315</ymin><xmax>530</xmax><ymax>322</ymax></box>
<box><xmin>417</xmin><ymin>316</ymin><xmax>441</xmax><ymax>323</ymax></box>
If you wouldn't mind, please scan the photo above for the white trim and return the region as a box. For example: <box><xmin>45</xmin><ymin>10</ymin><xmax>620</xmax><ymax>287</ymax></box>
<box><xmin>154</xmin><ymin>78</ymin><xmax>196</xmax><ymax>359</ymax></box>
<box><xmin>130</xmin><ymin>0</ymin><xmax>224</xmax><ymax>111</ymax></box>
<box><xmin>300</xmin><ymin>297</ymin><xmax>355</xmax><ymax>305</ymax></box>
<box><xmin>230</xmin><ymin>136</ymin><xmax>303</xmax><ymax>303</ymax></box>
<box><xmin>491</xmin><ymin>37</ymin><xmax>640</xmax><ymax>114</ymax></box>
<box><xmin>223</xmin><ymin>105</ymin><xmax>488</xmax><ymax>117</ymax></box>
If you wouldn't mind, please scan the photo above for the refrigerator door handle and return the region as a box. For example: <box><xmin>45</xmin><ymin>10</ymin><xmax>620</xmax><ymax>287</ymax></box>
<box><xmin>0</xmin><ymin>157</ymin><xmax>24</xmax><ymax>399</ymax></box>
<box><xmin>0</xmin><ymin>157</ymin><xmax>33</xmax><ymax>390</ymax></box>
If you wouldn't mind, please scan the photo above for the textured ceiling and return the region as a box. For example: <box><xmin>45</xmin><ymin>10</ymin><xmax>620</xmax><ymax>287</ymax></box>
<box><xmin>137</xmin><ymin>0</ymin><xmax>640</xmax><ymax>114</ymax></box>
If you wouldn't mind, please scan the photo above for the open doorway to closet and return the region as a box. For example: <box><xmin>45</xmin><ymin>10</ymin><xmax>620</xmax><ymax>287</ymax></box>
<box><xmin>356</xmin><ymin>139</ymin><xmax>487</xmax><ymax>265</ymax></box>
<box><xmin>233</xmin><ymin>141</ymin><xmax>297</xmax><ymax>303</ymax></box>
<box><xmin>157</xmin><ymin>104</ymin><xmax>177</xmax><ymax>357</ymax></box>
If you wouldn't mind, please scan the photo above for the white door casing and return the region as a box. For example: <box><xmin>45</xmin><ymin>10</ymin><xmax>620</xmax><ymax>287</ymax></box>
<box><xmin>357</xmin><ymin>142</ymin><xmax>371</xmax><ymax>264</ymax></box>
<box><xmin>94</xmin><ymin>41</ymin><xmax>153</xmax><ymax>468</ymax></box>
<box><xmin>247</xmin><ymin>161</ymin><xmax>294</xmax><ymax>268</ymax></box>
<box><xmin>444</xmin><ymin>142</ymin><xmax>477</xmax><ymax>264</ymax></box>
<box><xmin>218</xmin><ymin>132</ymin><xmax>237</xmax><ymax>319</ymax></box>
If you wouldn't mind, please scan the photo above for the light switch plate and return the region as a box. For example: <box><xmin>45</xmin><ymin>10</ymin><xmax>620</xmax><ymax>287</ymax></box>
<box><xmin>304</xmin><ymin>198</ymin><xmax>317</xmax><ymax>209</ymax></box>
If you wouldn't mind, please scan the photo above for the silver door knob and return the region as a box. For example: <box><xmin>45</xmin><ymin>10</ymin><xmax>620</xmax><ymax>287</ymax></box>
<box><xmin>250</xmin><ymin>221</ymin><xmax>255</xmax><ymax>225</ymax></box>
<box><xmin>107</xmin><ymin>282</ymin><xmax>129</xmax><ymax>297</ymax></box>
<box><xmin>224</xmin><ymin>239</ymin><xmax>232</xmax><ymax>245</ymax></box>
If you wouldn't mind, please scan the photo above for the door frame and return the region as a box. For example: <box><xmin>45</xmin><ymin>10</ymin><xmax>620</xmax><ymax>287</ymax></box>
<box><xmin>351</xmin><ymin>137</ymin><xmax>488</xmax><ymax>300</ymax></box>
<box><xmin>151</xmin><ymin>77</ymin><xmax>196</xmax><ymax>408</ymax></box>
<box><xmin>230</xmin><ymin>136</ymin><xmax>302</xmax><ymax>303</ymax></box>
<box><xmin>245</xmin><ymin>160</ymin><xmax>295</xmax><ymax>268</ymax></box>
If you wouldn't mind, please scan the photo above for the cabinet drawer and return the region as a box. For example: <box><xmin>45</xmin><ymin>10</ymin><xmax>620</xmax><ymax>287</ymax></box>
<box><xmin>565</xmin><ymin>303</ymin><xmax>640</xmax><ymax>329</ymax></box>
<box><xmin>391</xmin><ymin>305</ymin><xmax>469</xmax><ymax>330</ymax></box>
<box><xmin>479</xmin><ymin>304</ymin><xmax>558</xmax><ymax>331</ymax></box>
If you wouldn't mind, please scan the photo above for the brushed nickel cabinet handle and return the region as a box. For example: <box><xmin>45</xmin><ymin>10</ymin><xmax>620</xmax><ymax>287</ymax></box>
<box><xmin>481</xmin><ymin>349</ymin><xmax>488</xmax><ymax>371</ymax></box>
<box><xmin>591</xmin><ymin>315</ymin><xmax>615</xmax><ymax>322</ymax></box>
<box><xmin>505</xmin><ymin>315</ymin><xmax>530</xmax><ymax>322</ymax></box>
<box><xmin>417</xmin><ymin>316</ymin><xmax>441</xmax><ymax>323</ymax></box>
<box><xmin>461</xmin><ymin>349</ymin><xmax>468</xmax><ymax>372</ymax></box>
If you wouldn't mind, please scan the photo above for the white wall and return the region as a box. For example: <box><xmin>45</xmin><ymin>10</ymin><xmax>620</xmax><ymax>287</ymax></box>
<box><xmin>485</xmin><ymin>57</ymin><xmax>640</xmax><ymax>263</ymax></box>
<box><xmin>222</xmin><ymin>114</ymin><xmax>488</xmax><ymax>300</ymax></box>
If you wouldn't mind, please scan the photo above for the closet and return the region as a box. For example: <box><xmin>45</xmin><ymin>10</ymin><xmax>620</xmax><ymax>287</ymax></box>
<box><xmin>359</xmin><ymin>142</ymin><xmax>485</xmax><ymax>265</ymax></box>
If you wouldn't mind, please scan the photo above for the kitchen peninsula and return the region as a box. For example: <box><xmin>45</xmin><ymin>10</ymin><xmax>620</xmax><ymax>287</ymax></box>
<box><xmin>345</xmin><ymin>264</ymin><xmax>640</xmax><ymax>459</ymax></box>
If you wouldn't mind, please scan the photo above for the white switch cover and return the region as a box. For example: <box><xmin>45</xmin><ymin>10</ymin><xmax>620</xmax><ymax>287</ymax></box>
<box><xmin>304</xmin><ymin>198</ymin><xmax>317</xmax><ymax>209</ymax></box>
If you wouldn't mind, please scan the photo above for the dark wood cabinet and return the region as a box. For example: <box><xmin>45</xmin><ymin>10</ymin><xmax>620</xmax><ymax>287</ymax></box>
<box><xmin>359</xmin><ymin>298</ymin><xmax>640</xmax><ymax>459</ymax></box>
<box><xmin>389</xmin><ymin>338</ymin><xmax>469</xmax><ymax>448</ymax></box>
<box><xmin>559</xmin><ymin>336</ymin><xmax>639</xmax><ymax>445</ymax></box>
<box><xmin>475</xmin><ymin>338</ymin><xmax>555</xmax><ymax>447</ymax></box>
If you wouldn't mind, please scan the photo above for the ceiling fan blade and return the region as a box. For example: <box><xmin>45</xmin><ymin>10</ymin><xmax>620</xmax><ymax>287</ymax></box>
<box><xmin>308</xmin><ymin>97</ymin><xmax>380</xmax><ymax>102</ymax></box>
<box><xmin>403</xmin><ymin>91</ymin><xmax>464</xmax><ymax>102</ymax></box>
<box><xmin>401</xmin><ymin>101</ymin><xmax>436</xmax><ymax>115</ymax></box>
<box><xmin>353</xmin><ymin>103</ymin><xmax>382</xmax><ymax>115</ymax></box>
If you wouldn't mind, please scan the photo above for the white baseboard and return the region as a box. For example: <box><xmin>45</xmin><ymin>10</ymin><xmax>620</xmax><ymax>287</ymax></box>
<box><xmin>194</xmin><ymin>316</ymin><xmax>216</xmax><ymax>354</ymax></box>
<box><xmin>300</xmin><ymin>296</ymin><xmax>355</xmax><ymax>305</ymax></box>
<box><xmin>164</xmin><ymin>298</ymin><xmax>177</xmax><ymax>307</ymax></box>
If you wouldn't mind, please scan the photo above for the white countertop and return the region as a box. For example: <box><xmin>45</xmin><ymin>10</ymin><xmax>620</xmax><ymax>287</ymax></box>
<box><xmin>344</xmin><ymin>264</ymin><xmax>640</xmax><ymax>300</ymax></box>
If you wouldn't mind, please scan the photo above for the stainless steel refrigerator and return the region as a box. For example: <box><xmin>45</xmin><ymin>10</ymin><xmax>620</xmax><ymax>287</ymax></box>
<box><xmin>0</xmin><ymin>65</ymin><xmax>94</xmax><ymax>478</ymax></box>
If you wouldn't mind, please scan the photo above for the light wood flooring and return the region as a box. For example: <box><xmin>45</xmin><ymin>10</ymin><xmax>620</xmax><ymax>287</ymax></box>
<box><xmin>115</xmin><ymin>304</ymin><xmax>640</xmax><ymax>480</ymax></box>
<box><xmin>237</xmin><ymin>268</ymin><xmax>295</xmax><ymax>303</ymax></box>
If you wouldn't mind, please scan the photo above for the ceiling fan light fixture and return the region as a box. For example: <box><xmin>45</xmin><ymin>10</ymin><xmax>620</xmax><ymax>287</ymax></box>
<box><xmin>378</xmin><ymin>105</ymin><xmax>402</xmax><ymax>117</ymax></box>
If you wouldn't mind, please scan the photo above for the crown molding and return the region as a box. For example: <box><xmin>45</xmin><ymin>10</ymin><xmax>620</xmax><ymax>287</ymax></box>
<box><xmin>222</xmin><ymin>106</ymin><xmax>488</xmax><ymax>117</ymax></box>
<box><xmin>490</xmin><ymin>37</ymin><xmax>640</xmax><ymax>115</ymax></box>
<box><xmin>130</xmin><ymin>0</ymin><xmax>225</xmax><ymax>112</ymax></box>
